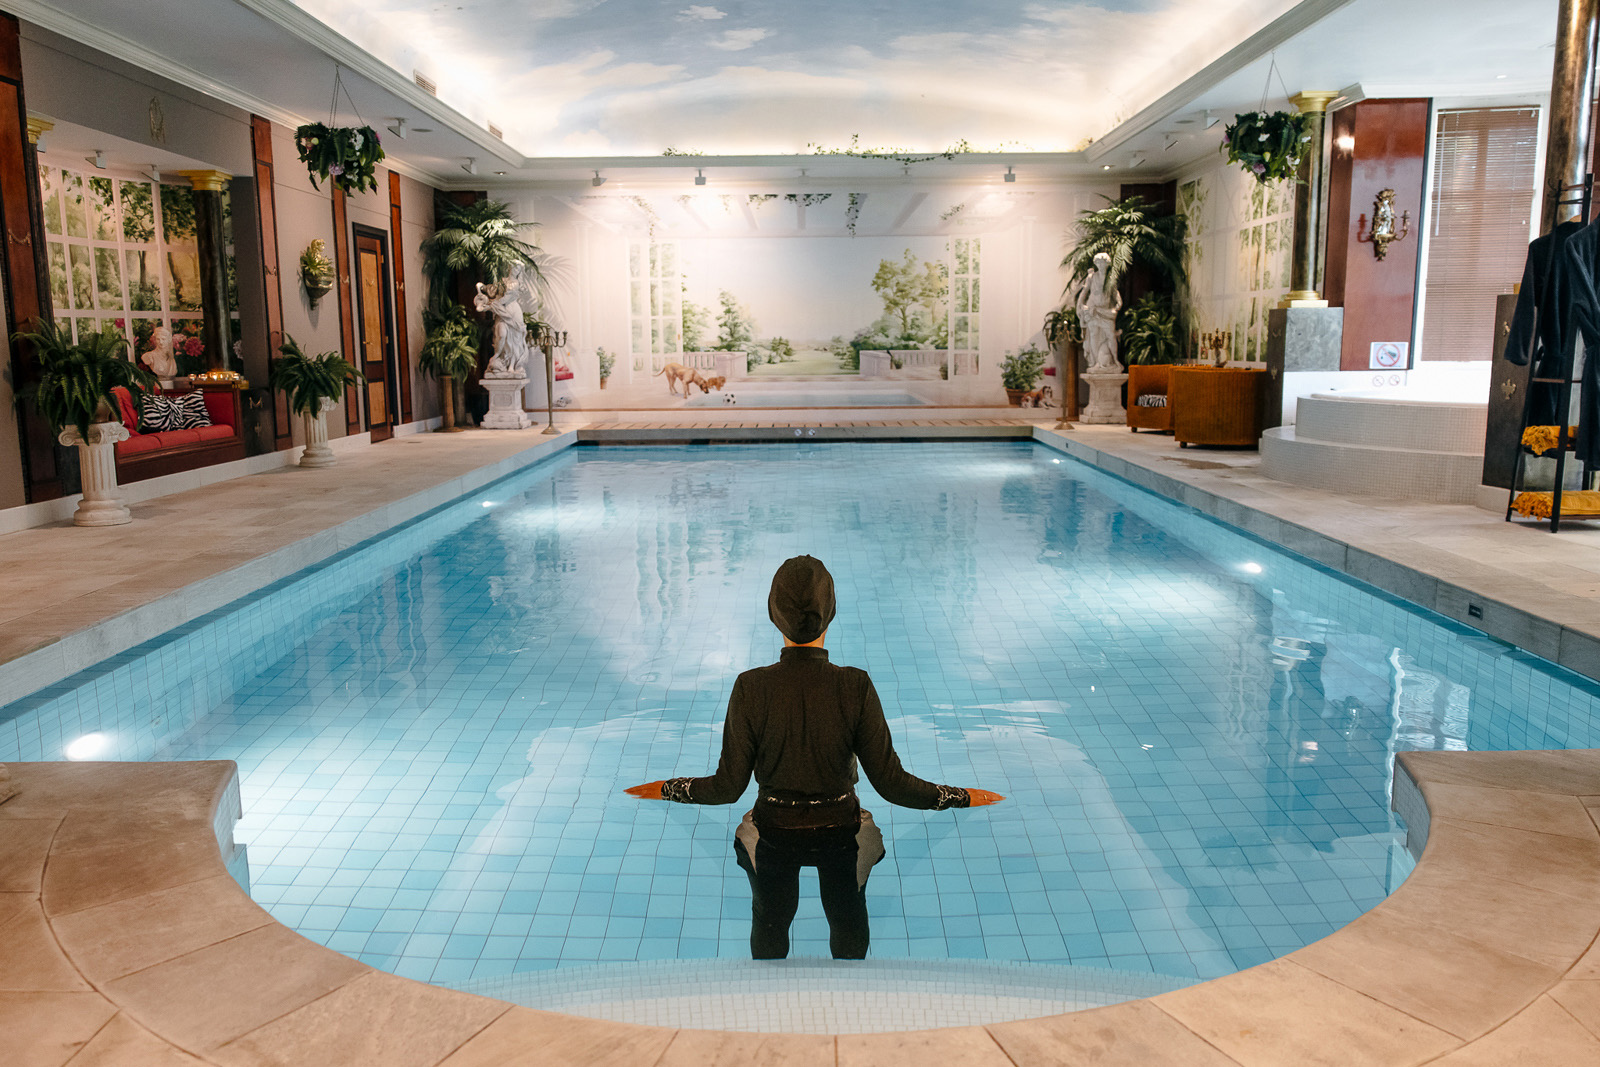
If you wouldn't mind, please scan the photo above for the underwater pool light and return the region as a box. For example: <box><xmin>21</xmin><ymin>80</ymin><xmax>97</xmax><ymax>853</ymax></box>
<box><xmin>64</xmin><ymin>732</ymin><xmax>109</xmax><ymax>760</ymax></box>
<box><xmin>482</xmin><ymin>501</ymin><xmax>494</xmax><ymax>508</ymax></box>
<box><xmin>1241</xmin><ymin>562</ymin><xmax>1263</xmax><ymax>574</ymax></box>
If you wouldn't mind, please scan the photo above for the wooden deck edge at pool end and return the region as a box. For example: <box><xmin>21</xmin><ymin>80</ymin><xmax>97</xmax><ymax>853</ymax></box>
<box><xmin>5</xmin><ymin>756</ymin><xmax>1600</xmax><ymax>1066</ymax></box>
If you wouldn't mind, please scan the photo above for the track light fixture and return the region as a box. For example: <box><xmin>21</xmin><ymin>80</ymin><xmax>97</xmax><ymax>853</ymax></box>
<box><xmin>387</xmin><ymin>117</ymin><xmax>408</xmax><ymax>139</ymax></box>
<box><xmin>592</xmin><ymin>170</ymin><xmax>606</xmax><ymax>187</ymax></box>
<box><xmin>694</xmin><ymin>168</ymin><xmax>706</xmax><ymax>186</ymax></box>
<box><xmin>1004</xmin><ymin>166</ymin><xmax>1015</xmax><ymax>183</ymax></box>
<box><xmin>462</xmin><ymin>157</ymin><xmax>477</xmax><ymax>175</ymax></box>
<box><xmin>87</xmin><ymin>149</ymin><xmax>106</xmax><ymax>169</ymax></box>
<box><xmin>1128</xmin><ymin>153</ymin><xmax>1145</xmax><ymax>168</ymax></box>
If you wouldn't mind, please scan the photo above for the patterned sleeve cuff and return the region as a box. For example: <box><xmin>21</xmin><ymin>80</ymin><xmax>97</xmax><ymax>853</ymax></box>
<box><xmin>661</xmin><ymin>778</ymin><xmax>695</xmax><ymax>804</ymax></box>
<box><xmin>934</xmin><ymin>785</ymin><xmax>970</xmax><ymax>810</ymax></box>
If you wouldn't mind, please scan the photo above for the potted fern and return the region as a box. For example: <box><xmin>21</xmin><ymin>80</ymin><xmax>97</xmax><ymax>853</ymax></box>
<box><xmin>269</xmin><ymin>336</ymin><xmax>363</xmax><ymax>467</ymax></box>
<box><xmin>14</xmin><ymin>321</ymin><xmax>154</xmax><ymax>526</ymax></box>
<box><xmin>999</xmin><ymin>348</ymin><xmax>1048</xmax><ymax>406</ymax></box>
<box><xmin>420</xmin><ymin>303</ymin><xmax>479</xmax><ymax>432</ymax></box>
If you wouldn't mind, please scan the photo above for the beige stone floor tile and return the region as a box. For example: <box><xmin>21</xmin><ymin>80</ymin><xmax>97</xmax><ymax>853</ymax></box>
<box><xmin>654</xmin><ymin>1029</ymin><xmax>835</xmax><ymax>1066</ymax></box>
<box><xmin>1420</xmin><ymin>783</ymin><xmax>1600</xmax><ymax>839</ymax></box>
<box><xmin>52</xmin><ymin>874</ymin><xmax>275</xmax><ymax>982</ymax></box>
<box><xmin>42</xmin><ymin>831</ymin><xmax>226</xmax><ymax>917</ymax></box>
<box><xmin>1426</xmin><ymin>996</ymin><xmax>1600</xmax><ymax>1066</ymax></box>
<box><xmin>435</xmin><ymin>1005</ymin><xmax>676</xmax><ymax>1067</ymax></box>
<box><xmin>0</xmin><ymin>990</ymin><xmax>119</xmax><ymax>1067</ymax></box>
<box><xmin>1549</xmin><ymin>979</ymin><xmax>1600</xmax><ymax>1041</ymax></box>
<box><xmin>104</xmin><ymin>923</ymin><xmax>366</xmax><ymax>1054</ymax></box>
<box><xmin>0</xmin><ymin>816</ymin><xmax>59</xmax><ymax>893</ymax></box>
<box><xmin>837</xmin><ymin>1025</ymin><xmax>1014</xmax><ymax>1066</ymax></box>
<box><xmin>0</xmin><ymin>900</ymin><xmax>91</xmax><ymax>992</ymax></box>
<box><xmin>64</xmin><ymin>1012</ymin><xmax>210</xmax><ymax>1067</ymax></box>
<box><xmin>1379</xmin><ymin>864</ymin><xmax>1600</xmax><ymax>970</ymax></box>
<box><xmin>987</xmin><ymin>999</ymin><xmax>1243</xmax><ymax>1066</ymax></box>
<box><xmin>0</xmin><ymin>889</ymin><xmax>33</xmax><ymax>927</ymax></box>
<box><xmin>214</xmin><ymin>970</ymin><xmax>508</xmax><ymax>1067</ymax></box>
<box><xmin>1288</xmin><ymin>904</ymin><xmax>1559</xmax><ymax>1040</ymax></box>
<box><xmin>1414</xmin><ymin>817</ymin><xmax>1600</xmax><ymax>904</ymax></box>
<box><xmin>1152</xmin><ymin>959</ymin><xmax>1460</xmax><ymax>1067</ymax></box>
<box><xmin>1405</xmin><ymin>749</ymin><xmax>1600</xmax><ymax>798</ymax></box>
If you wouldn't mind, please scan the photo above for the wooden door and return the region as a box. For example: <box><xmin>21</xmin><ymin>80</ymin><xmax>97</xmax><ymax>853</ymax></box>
<box><xmin>353</xmin><ymin>230</ymin><xmax>396</xmax><ymax>442</ymax></box>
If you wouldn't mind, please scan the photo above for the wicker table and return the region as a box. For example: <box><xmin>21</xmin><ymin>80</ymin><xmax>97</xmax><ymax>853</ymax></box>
<box><xmin>1171</xmin><ymin>366</ymin><xmax>1268</xmax><ymax>448</ymax></box>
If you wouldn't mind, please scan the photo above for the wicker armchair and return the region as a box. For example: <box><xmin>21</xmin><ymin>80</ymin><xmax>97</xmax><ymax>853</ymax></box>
<box><xmin>1171</xmin><ymin>367</ymin><xmax>1268</xmax><ymax>448</ymax></box>
<box><xmin>1126</xmin><ymin>364</ymin><xmax>1174</xmax><ymax>433</ymax></box>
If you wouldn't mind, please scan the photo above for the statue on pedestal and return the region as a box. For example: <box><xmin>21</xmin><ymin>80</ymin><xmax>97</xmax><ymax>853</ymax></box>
<box><xmin>1076</xmin><ymin>252</ymin><xmax>1122</xmax><ymax>372</ymax></box>
<box><xmin>475</xmin><ymin>262</ymin><xmax>537</xmax><ymax>378</ymax></box>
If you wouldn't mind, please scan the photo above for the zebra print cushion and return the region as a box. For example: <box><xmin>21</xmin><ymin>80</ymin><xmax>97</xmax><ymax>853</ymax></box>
<box><xmin>139</xmin><ymin>392</ymin><xmax>212</xmax><ymax>432</ymax></box>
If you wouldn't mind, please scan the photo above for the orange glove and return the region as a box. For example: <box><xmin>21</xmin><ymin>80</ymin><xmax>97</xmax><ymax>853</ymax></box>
<box><xmin>624</xmin><ymin>780</ymin><xmax>667</xmax><ymax>799</ymax></box>
<box><xmin>966</xmin><ymin>789</ymin><xmax>1005</xmax><ymax>807</ymax></box>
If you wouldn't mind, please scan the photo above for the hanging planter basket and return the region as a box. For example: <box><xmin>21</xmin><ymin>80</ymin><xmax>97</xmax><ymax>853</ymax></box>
<box><xmin>1221</xmin><ymin>110</ymin><xmax>1311</xmax><ymax>185</ymax></box>
<box><xmin>294</xmin><ymin>122</ymin><xmax>385</xmax><ymax>195</ymax></box>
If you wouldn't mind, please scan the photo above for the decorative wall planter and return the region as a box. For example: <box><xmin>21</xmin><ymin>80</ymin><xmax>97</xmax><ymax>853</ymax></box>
<box><xmin>58</xmin><ymin>421</ymin><xmax>132</xmax><ymax>526</ymax></box>
<box><xmin>299</xmin><ymin>398</ymin><xmax>337</xmax><ymax>468</ymax></box>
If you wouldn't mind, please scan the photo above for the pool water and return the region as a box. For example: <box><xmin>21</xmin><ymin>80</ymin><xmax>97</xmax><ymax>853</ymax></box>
<box><xmin>5</xmin><ymin>442</ymin><xmax>1598</xmax><ymax>990</ymax></box>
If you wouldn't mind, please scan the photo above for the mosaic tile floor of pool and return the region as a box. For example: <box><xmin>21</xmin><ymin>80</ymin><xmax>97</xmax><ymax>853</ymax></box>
<box><xmin>9</xmin><ymin>441</ymin><xmax>1597</xmax><ymax>992</ymax></box>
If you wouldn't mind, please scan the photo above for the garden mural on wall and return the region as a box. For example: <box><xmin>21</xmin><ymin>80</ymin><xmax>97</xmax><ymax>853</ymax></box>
<box><xmin>1178</xmin><ymin>158</ymin><xmax>1293</xmax><ymax>363</ymax></box>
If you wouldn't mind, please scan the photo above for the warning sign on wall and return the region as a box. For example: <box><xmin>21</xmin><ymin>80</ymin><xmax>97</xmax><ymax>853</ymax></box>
<box><xmin>1369</xmin><ymin>342</ymin><xmax>1408</xmax><ymax>370</ymax></box>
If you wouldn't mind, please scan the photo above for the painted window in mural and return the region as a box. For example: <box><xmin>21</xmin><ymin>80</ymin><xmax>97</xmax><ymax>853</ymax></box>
<box><xmin>41</xmin><ymin>165</ymin><xmax>238</xmax><ymax>373</ymax></box>
<box><xmin>629</xmin><ymin>237</ymin><xmax>681</xmax><ymax>373</ymax></box>
<box><xmin>1179</xmin><ymin>171</ymin><xmax>1292</xmax><ymax>361</ymax></box>
<box><xmin>1420</xmin><ymin>107</ymin><xmax>1538</xmax><ymax>361</ymax></box>
<box><xmin>949</xmin><ymin>237</ymin><xmax>980</xmax><ymax>373</ymax></box>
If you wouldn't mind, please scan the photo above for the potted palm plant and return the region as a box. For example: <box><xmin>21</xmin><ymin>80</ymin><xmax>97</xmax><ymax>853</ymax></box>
<box><xmin>420</xmin><ymin>303</ymin><xmax>478</xmax><ymax>432</ymax></box>
<box><xmin>1062</xmin><ymin>195</ymin><xmax>1187</xmax><ymax>293</ymax></box>
<box><xmin>269</xmin><ymin>336</ymin><xmax>363</xmax><ymax>467</ymax></box>
<box><xmin>999</xmin><ymin>348</ymin><xmax>1048</xmax><ymax>406</ymax></box>
<box><xmin>1121</xmin><ymin>294</ymin><xmax>1182</xmax><ymax>365</ymax></box>
<box><xmin>15</xmin><ymin>321</ymin><xmax>154</xmax><ymax>526</ymax></box>
<box><xmin>419</xmin><ymin>197</ymin><xmax>553</xmax><ymax>424</ymax></box>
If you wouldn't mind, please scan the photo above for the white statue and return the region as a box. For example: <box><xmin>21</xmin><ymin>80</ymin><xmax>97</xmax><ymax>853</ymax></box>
<box><xmin>1076</xmin><ymin>252</ymin><xmax>1123</xmax><ymax>373</ymax></box>
<box><xmin>475</xmin><ymin>262</ymin><xmax>538</xmax><ymax>378</ymax></box>
<box><xmin>140</xmin><ymin>326</ymin><xmax>176</xmax><ymax>378</ymax></box>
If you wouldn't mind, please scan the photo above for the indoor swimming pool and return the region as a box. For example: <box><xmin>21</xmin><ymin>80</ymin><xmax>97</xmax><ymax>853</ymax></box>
<box><xmin>682</xmin><ymin>389</ymin><xmax>927</xmax><ymax>407</ymax></box>
<box><xmin>4</xmin><ymin>441</ymin><xmax>1597</xmax><ymax>1001</ymax></box>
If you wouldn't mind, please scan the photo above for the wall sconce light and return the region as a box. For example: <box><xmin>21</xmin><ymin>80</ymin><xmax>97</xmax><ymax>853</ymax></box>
<box><xmin>1004</xmin><ymin>166</ymin><xmax>1016</xmax><ymax>183</ymax></box>
<box><xmin>592</xmin><ymin>170</ymin><xmax>606</xmax><ymax>187</ymax></box>
<box><xmin>462</xmin><ymin>157</ymin><xmax>477</xmax><ymax>175</ymax></box>
<box><xmin>695</xmin><ymin>168</ymin><xmax>706</xmax><ymax>186</ymax></box>
<box><xmin>1357</xmin><ymin>188</ymin><xmax>1410</xmax><ymax>261</ymax></box>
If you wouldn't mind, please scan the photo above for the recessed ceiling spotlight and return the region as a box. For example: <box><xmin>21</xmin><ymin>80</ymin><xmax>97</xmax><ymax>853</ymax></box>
<box><xmin>1496</xmin><ymin>73</ymin><xmax>1508</xmax><ymax>79</ymax></box>
<box><xmin>462</xmin><ymin>157</ymin><xmax>477</xmax><ymax>175</ymax></box>
<box><xmin>1004</xmin><ymin>166</ymin><xmax>1016</xmax><ymax>183</ymax></box>
<box><xmin>494</xmin><ymin>170</ymin><xmax>507</xmax><ymax>176</ymax></box>
<box><xmin>87</xmin><ymin>149</ymin><xmax>106</xmax><ymax>169</ymax></box>
<box><xmin>412</xmin><ymin>126</ymin><xmax>434</xmax><ymax>134</ymax></box>
<box><xmin>592</xmin><ymin>170</ymin><xmax>606</xmax><ymax>187</ymax></box>
<box><xmin>695</xmin><ymin>168</ymin><xmax>706</xmax><ymax>186</ymax></box>
<box><xmin>387</xmin><ymin>117</ymin><xmax>408</xmax><ymax>139</ymax></box>
<box><xmin>1101</xmin><ymin>163</ymin><xmax>1113</xmax><ymax>170</ymax></box>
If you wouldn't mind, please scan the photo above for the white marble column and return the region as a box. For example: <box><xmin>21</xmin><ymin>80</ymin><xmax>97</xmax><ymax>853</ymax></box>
<box><xmin>300</xmin><ymin>399</ymin><xmax>337</xmax><ymax>467</ymax></box>
<box><xmin>58</xmin><ymin>422</ymin><xmax>131</xmax><ymax>526</ymax></box>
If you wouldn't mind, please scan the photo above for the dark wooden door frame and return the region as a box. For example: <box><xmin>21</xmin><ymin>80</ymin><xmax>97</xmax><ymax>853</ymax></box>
<box><xmin>352</xmin><ymin>223</ymin><xmax>399</xmax><ymax>443</ymax></box>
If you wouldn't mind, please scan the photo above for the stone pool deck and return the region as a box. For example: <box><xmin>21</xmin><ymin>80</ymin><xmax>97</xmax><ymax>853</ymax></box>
<box><xmin>7</xmin><ymin>416</ymin><xmax>1600</xmax><ymax>1063</ymax></box>
<box><xmin>7</xmin><ymin>753</ymin><xmax>1600</xmax><ymax>1065</ymax></box>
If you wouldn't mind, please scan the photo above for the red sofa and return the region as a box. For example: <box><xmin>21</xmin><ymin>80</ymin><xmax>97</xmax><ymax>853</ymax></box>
<box><xmin>110</xmin><ymin>385</ymin><xmax>247</xmax><ymax>483</ymax></box>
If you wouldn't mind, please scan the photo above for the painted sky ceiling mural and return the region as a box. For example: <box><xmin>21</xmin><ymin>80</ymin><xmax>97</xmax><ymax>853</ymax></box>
<box><xmin>292</xmin><ymin>0</ymin><xmax>1301</xmax><ymax>156</ymax></box>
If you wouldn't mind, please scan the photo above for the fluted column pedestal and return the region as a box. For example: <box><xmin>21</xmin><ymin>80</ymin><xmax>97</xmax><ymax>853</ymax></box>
<box><xmin>58</xmin><ymin>422</ymin><xmax>131</xmax><ymax>526</ymax></box>
<box><xmin>299</xmin><ymin>400</ymin><xmax>336</xmax><ymax>467</ymax></box>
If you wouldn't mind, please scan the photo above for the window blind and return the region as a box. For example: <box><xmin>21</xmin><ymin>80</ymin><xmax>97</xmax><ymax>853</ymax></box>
<box><xmin>1420</xmin><ymin>107</ymin><xmax>1539</xmax><ymax>361</ymax></box>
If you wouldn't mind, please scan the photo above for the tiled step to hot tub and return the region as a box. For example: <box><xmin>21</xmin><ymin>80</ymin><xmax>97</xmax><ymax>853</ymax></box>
<box><xmin>1293</xmin><ymin>395</ymin><xmax>1487</xmax><ymax>452</ymax></box>
<box><xmin>1260</xmin><ymin>425</ymin><xmax>1484</xmax><ymax>504</ymax></box>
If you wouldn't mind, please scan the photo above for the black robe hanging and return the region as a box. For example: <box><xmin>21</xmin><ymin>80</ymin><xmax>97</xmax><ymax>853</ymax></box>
<box><xmin>1554</xmin><ymin>220</ymin><xmax>1600</xmax><ymax>468</ymax></box>
<box><xmin>1505</xmin><ymin>220</ymin><xmax>1585</xmax><ymax>428</ymax></box>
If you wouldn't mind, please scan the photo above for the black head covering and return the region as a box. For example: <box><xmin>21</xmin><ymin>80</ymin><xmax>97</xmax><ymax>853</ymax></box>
<box><xmin>768</xmin><ymin>555</ymin><xmax>836</xmax><ymax>643</ymax></box>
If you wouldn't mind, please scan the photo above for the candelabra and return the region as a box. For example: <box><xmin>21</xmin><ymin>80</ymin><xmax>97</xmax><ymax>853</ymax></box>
<box><xmin>1200</xmin><ymin>329</ymin><xmax>1232</xmax><ymax>368</ymax></box>
<box><xmin>530</xmin><ymin>323</ymin><xmax>568</xmax><ymax>434</ymax></box>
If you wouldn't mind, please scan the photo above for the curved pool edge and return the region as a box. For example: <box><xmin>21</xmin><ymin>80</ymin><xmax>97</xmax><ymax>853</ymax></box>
<box><xmin>6</xmin><ymin>756</ymin><xmax>1599</xmax><ymax>1066</ymax></box>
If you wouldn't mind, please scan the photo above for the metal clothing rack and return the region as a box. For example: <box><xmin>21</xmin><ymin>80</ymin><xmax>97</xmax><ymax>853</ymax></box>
<box><xmin>1507</xmin><ymin>175</ymin><xmax>1595</xmax><ymax>532</ymax></box>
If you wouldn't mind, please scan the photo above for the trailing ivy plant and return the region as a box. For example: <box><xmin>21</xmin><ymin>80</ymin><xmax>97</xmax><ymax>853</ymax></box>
<box><xmin>14</xmin><ymin>320</ymin><xmax>155</xmax><ymax>438</ymax></box>
<box><xmin>1223</xmin><ymin>110</ymin><xmax>1311</xmax><ymax>185</ymax></box>
<box><xmin>1120</xmin><ymin>293</ymin><xmax>1182</xmax><ymax>365</ymax></box>
<box><xmin>269</xmin><ymin>336</ymin><xmax>363</xmax><ymax>416</ymax></box>
<box><xmin>294</xmin><ymin>123</ymin><xmax>385</xmax><ymax>195</ymax></box>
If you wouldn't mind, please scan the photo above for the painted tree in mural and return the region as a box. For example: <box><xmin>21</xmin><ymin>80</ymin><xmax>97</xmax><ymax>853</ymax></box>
<box><xmin>681</xmin><ymin>293</ymin><xmax>711</xmax><ymax>351</ymax></box>
<box><xmin>871</xmin><ymin>250</ymin><xmax>948</xmax><ymax>344</ymax></box>
<box><xmin>714</xmin><ymin>289</ymin><xmax>756</xmax><ymax>351</ymax></box>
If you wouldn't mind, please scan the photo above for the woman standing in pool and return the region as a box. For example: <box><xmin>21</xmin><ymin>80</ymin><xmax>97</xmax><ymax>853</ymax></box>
<box><xmin>625</xmin><ymin>555</ymin><xmax>1003</xmax><ymax>960</ymax></box>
